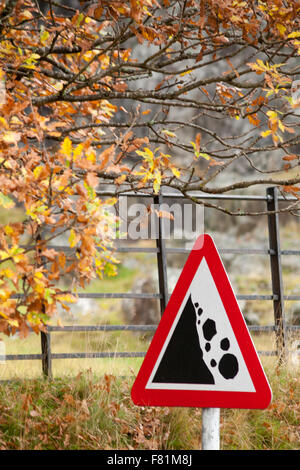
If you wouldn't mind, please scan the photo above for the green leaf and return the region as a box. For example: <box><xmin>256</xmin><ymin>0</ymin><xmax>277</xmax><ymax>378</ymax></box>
<box><xmin>17</xmin><ymin>306</ymin><xmax>28</xmax><ymax>315</ymax></box>
<box><xmin>104</xmin><ymin>263</ymin><xmax>117</xmax><ymax>277</ymax></box>
<box><xmin>76</xmin><ymin>13</ymin><xmax>85</xmax><ymax>27</ymax></box>
<box><xmin>44</xmin><ymin>288</ymin><xmax>56</xmax><ymax>304</ymax></box>
<box><xmin>0</xmin><ymin>192</ymin><xmax>15</xmax><ymax>209</ymax></box>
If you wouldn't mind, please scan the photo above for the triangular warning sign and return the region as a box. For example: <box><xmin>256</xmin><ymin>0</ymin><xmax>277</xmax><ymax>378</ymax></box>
<box><xmin>131</xmin><ymin>234</ymin><xmax>272</xmax><ymax>409</ymax></box>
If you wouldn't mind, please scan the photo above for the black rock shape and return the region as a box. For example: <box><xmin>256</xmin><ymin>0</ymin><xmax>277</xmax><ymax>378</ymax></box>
<box><xmin>153</xmin><ymin>295</ymin><xmax>215</xmax><ymax>384</ymax></box>
<box><xmin>218</xmin><ymin>353</ymin><xmax>239</xmax><ymax>379</ymax></box>
<box><xmin>197</xmin><ymin>307</ymin><xmax>203</xmax><ymax>316</ymax></box>
<box><xmin>202</xmin><ymin>318</ymin><xmax>217</xmax><ymax>341</ymax></box>
<box><xmin>220</xmin><ymin>338</ymin><xmax>230</xmax><ymax>351</ymax></box>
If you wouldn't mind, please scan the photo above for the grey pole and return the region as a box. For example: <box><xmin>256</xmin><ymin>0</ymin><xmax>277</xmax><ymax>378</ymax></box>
<box><xmin>202</xmin><ymin>408</ymin><xmax>220</xmax><ymax>450</ymax></box>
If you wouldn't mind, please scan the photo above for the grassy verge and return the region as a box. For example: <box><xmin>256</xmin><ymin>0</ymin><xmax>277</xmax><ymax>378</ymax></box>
<box><xmin>0</xmin><ymin>363</ymin><xmax>298</xmax><ymax>450</ymax></box>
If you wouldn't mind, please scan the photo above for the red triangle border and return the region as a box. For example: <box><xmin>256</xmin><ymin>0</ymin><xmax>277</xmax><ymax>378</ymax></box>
<box><xmin>131</xmin><ymin>234</ymin><xmax>272</xmax><ymax>409</ymax></box>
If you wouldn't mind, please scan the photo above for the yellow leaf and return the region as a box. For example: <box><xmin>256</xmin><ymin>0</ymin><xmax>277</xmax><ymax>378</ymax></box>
<box><xmin>69</xmin><ymin>229</ymin><xmax>78</xmax><ymax>248</ymax></box>
<box><xmin>171</xmin><ymin>167</ymin><xmax>180</xmax><ymax>178</ymax></box>
<box><xmin>180</xmin><ymin>69</ymin><xmax>192</xmax><ymax>77</ymax></box>
<box><xmin>73</xmin><ymin>143</ymin><xmax>83</xmax><ymax>160</ymax></box>
<box><xmin>13</xmin><ymin>253</ymin><xmax>25</xmax><ymax>263</ymax></box>
<box><xmin>0</xmin><ymin>289</ymin><xmax>11</xmax><ymax>301</ymax></box>
<box><xmin>2</xmin><ymin>131</ymin><xmax>20</xmax><ymax>144</ymax></box>
<box><xmin>4</xmin><ymin>225</ymin><xmax>13</xmax><ymax>236</ymax></box>
<box><xmin>153</xmin><ymin>170</ymin><xmax>161</xmax><ymax>194</ymax></box>
<box><xmin>33</xmin><ymin>166</ymin><xmax>43</xmax><ymax>179</ymax></box>
<box><xmin>21</xmin><ymin>10</ymin><xmax>33</xmax><ymax>20</ymax></box>
<box><xmin>35</xmin><ymin>271</ymin><xmax>43</xmax><ymax>279</ymax></box>
<box><xmin>162</xmin><ymin>129</ymin><xmax>176</xmax><ymax>138</ymax></box>
<box><xmin>34</xmin><ymin>284</ymin><xmax>44</xmax><ymax>294</ymax></box>
<box><xmin>276</xmin><ymin>24</ymin><xmax>286</xmax><ymax>35</ymax></box>
<box><xmin>10</xmin><ymin>116</ymin><xmax>21</xmax><ymax>125</ymax></box>
<box><xmin>2</xmin><ymin>267</ymin><xmax>14</xmax><ymax>278</ymax></box>
<box><xmin>267</xmin><ymin>110</ymin><xmax>278</xmax><ymax>120</ymax></box>
<box><xmin>288</xmin><ymin>31</ymin><xmax>300</xmax><ymax>39</ymax></box>
<box><xmin>257</xmin><ymin>59</ymin><xmax>267</xmax><ymax>70</ymax></box>
<box><xmin>261</xmin><ymin>130</ymin><xmax>272</xmax><ymax>138</ymax></box>
<box><xmin>0</xmin><ymin>117</ymin><xmax>8</xmax><ymax>128</ymax></box>
<box><xmin>53</xmin><ymin>82</ymin><xmax>64</xmax><ymax>91</ymax></box>
<box><xmin>40</xmin><ymin>30</ymin><xmax>49</xmax><ymax>44</ymax></box>
<box><xmin>144</xmin><ymin>147</ymin><xmax>154</xmax><ymax>158</ymax></box>
<box><xmin>278</xmin><ymin>120</ymin><xmax>286</xmax><ymax>132</ymax></box>
<box><xmin>61</xmin><ymin>137</ymin><xmax>72</xmax><ymax>157</ymax></box>
<box><xmin>56</xmin><ymin>293</ymin><xmax>77</xmax><ymax>303</ymax></box>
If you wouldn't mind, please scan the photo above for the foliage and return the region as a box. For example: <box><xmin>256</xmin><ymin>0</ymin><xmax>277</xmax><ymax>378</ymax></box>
<box><xmin>0</xmin><ymin>0</ymin><xmax>300</xmax><ymax>334</ymax></box>
<box><xmin>0</xmin><ymin>367</ymin><xmax>297</xmax><ymax>450</ymax></box>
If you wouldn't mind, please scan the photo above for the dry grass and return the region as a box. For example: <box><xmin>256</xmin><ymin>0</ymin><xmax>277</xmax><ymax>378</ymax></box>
<box><xmin>0</xmin><ymin>361</ymin><xmax>298</xmax><ymax>450</ymax></box>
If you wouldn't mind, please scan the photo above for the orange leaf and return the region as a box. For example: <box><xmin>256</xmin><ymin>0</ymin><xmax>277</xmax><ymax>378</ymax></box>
<box><xmin>42</xmin><ymin>248</ymin><xmax>57</xmax><ymax>260</ymax></box>
<box><xmin>115</xmin><ymin>174</ymin><xmax>127</xmax><ymax>185</ymax></box>
<box><xmin>247</xmin><ymin>114</ymin><xmax>260</xmax><ymax>126</ymax></box>
<box><xmin>130</xmin><ymin>0</ymin><xmax>142</xmax><ymax>23</ymax></box>
<box><xmin>98</xmin><ymin>145</ymin><xmax>115</xmax><ymax>171</ymax></box>
<box><xmin>282</xmin><ymin>185</ymin><xmax>300</xmax><ymax>193</ymax></box>
<box><xmin>86</xmin><ymin>172</ymin><xmax>99</xmax><ymax>188</ymax></box>
<box><xmin>282</xmin><ymin>154</ymin><xmax>298</xmax><ymax>161</ymax></box>
<box><xmin>195</xmin><ymin>133</ymin><xmax>201</xmax><ymax>152</ymax></box>
<box><xmin>155</xmin><ymin>209</ymin><xmax>174</xmax><ymax>220</ymax></box>
<box><xmin>113</xmin><ymin>81</ymin><xmax>127</xmax><ymax>92</ymax></box>
<box><xmin>94</xmin><ymin>6</ymin><xmax>103</xmax><ymax>19</ymax></box>
<box><xmin>58</xmin><ymin>252</ymin><xmax>66</xmax><ymax>269</ymax></box>
<box><xmin>209</xmin><ymin>159</ymin><xmax>225</xmax><ymax>166</ymax></box>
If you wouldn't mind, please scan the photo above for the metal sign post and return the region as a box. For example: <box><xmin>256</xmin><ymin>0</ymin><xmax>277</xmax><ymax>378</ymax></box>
<box><xmin>202</xmin><ymin>408</ymin><xmax>220</xmax><ymax>450</ymax></box>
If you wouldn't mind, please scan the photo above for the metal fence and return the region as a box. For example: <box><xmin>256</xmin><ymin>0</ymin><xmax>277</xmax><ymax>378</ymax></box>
<box><xmin>3</xmin><ymin>187</ymin><xmax>300</xmax><ymax>378</ymax></box>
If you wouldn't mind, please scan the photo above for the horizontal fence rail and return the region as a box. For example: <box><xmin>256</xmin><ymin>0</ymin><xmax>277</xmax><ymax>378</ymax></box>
<box><xmin>2</xmin><ymin>187</ymin><xmax>300</xmax><ymax>379</ymax></box>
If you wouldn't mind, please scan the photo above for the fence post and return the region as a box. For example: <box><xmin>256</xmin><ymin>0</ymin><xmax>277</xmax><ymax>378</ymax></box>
<box><xmin>41</xmin><ymin>329</ymin><xmax>52</xmax><ymax>378</ymax></box>
<box><xmin>154</xmin><ymin>194</ymin><xmax>169</xmax><ymax>316</ymax></box>
<box><xmin>266</xmin><ymin>186</ymin><xmax>287</xmax><ymax>364</ymax></box>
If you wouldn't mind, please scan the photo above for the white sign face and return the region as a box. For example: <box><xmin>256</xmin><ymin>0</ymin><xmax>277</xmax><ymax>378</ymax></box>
<box><xmin>146</xmin><ymin>258</ymin><xmax>255</xmax><ymax>392</ymax></box>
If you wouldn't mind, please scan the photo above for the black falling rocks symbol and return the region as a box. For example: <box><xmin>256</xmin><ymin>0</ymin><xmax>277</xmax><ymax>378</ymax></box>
<box><xmin>152</xmin><ymin>295</ymin><xmax>239</xmax><ymax>385</ymax></box>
